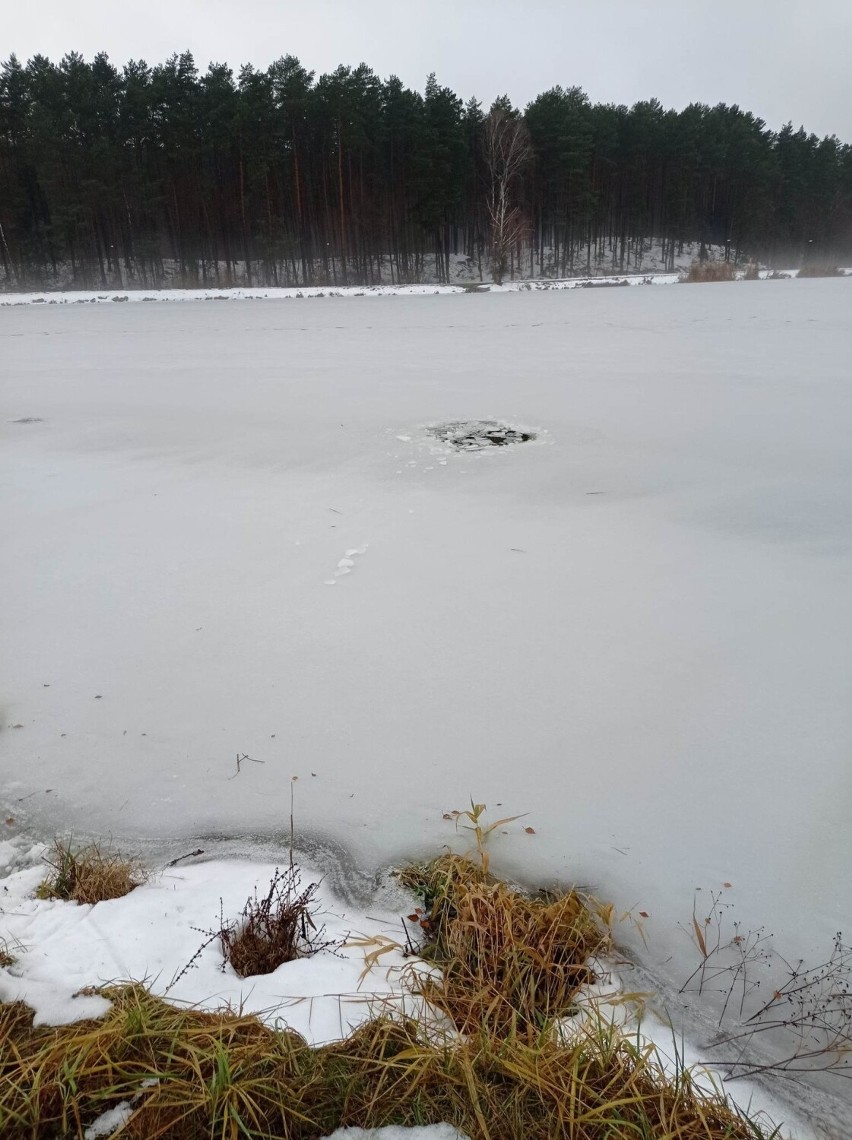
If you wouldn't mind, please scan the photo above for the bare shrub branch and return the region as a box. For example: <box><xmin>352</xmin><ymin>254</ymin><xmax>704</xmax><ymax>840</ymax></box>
<box><xmin>482</xmin><ymin>106</ymin><xmax>531</xmax><ymax>285</ymax></box>
<box><xmin>681</xmin><ymin>888</ymin><xmax>852</xmax><ymax>1079</ymax></box>
<box><xmin>184</xmin><ymin>866</ymin><xmax>338</xmax><ymax>981</ymax></box>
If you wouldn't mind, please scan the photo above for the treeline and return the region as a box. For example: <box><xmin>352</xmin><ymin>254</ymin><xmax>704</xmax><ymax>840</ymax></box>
<box><xmin>1</xmin><ymin>51</ymin><xmax>850</xmax><ymax>290</ymax></box>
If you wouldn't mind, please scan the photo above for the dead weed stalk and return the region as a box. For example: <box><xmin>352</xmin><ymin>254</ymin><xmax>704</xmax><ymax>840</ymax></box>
<box><xmin>203</xmin><ymin>866</ymin><xmax>336</xmax><ymax>979</ymax></box>
<box><xmin>681</xmin><ymin>888</ymin><xmax>852</xmax><ymax>1079</ymax></box>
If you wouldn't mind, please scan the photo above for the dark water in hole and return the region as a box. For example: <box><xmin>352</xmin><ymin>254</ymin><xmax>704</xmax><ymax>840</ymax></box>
<box><xmin>429</xmin><ymin>420</ymin><xmax>535</xmax><ymax>450</ymax></box>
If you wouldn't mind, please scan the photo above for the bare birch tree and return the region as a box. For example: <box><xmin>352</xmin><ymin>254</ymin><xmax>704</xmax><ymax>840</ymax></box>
<box><xmin>483</xmin><ymin>104</ymin><xmax>531</xmax><ymax>284</ymax></box>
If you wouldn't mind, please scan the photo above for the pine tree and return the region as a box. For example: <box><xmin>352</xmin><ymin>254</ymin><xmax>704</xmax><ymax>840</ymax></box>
<box><xmin>1</xmin><ymin>51</ymin><xmax>850</xmax><ymax>290</ymax></box>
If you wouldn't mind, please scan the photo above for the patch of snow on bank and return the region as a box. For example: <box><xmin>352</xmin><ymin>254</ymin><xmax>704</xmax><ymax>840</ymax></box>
<box><xmin>0</xmin><ymin>854</ymin><xmax>428</xmax><ymax>1040</ymax></box>
<box><xmin>83</xmin><ymin>1101</ymin><xmax>134</xmax><ymax>1139</ymax></box>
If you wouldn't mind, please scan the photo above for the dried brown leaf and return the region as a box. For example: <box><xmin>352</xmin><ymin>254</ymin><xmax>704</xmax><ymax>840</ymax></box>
<box><xmin>693</xmin><ymin>916</ymin><xmax>708</xmax><ymax>958</ymax></box>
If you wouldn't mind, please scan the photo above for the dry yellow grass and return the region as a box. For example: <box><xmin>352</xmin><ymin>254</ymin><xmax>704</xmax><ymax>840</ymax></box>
<box><xmin>682</xmin><ymin>260</ymin><xmax>737</xmax><ymax>283</ymax></box>
<box><xmin>797</xmin><ymin>264</ymin><xmax>842</xmax><ymax>278</ymax></box>
<box><xmin>36</xmin><ymin>839</ymin><xmax>145</xmax><ymax>904</ymax></box>
<box><xmin>400</xmin><ymin>854</ymin><xmax>605</xmax><ymax>1038</ymax></box>
<box><xmin>0</xmin><ymin>848</ymin><xmax>782</xmax><ymax>1138</ymax></box>
<box><xmin>0</xmin><ymin>984</ymin><xmax>777</xmax><ymax>1139</ymax></box>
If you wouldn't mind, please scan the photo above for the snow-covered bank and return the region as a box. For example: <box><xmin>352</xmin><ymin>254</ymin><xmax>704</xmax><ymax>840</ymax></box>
<box><xmin>0</xmin><ymin>272</ymin><xmax>679</xmax><ymax>307</ymax></box>
<box><xmin>0</xmin><ymin>838</ymin><xmax>811</xmax><ymax>1138</ymax></box>
<box><xmin>0</xmin><ymin>839</ymin><xmax>422</xmax><ymax>1041</ymax></box>
<box><xmin>1</xmin><ymin>266</ymin><xmax>847</xmax><ymax>307</ymax></box>
<box><xmin>2</xmin><ymin>277</ymin><xmax>851</xmax><ymax>1131</ymax></box>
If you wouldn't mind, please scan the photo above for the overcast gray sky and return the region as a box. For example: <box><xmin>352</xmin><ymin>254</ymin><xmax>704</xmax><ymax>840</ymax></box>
<box><xmin>5</xmin><ymin>0</ymin><xmax>852</xmax><ymax>140</ymax></box>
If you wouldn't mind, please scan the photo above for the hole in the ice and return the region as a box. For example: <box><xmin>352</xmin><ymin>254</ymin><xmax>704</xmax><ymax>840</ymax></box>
<box><xmin>428</xmin><ymin>420</ymin><xmax>535</xmax><ymax>451</ymax></box>
<box><xmin>10</xmin><ymin>417</ymin><xmax>44</xmax><ymax>424</ymax></box>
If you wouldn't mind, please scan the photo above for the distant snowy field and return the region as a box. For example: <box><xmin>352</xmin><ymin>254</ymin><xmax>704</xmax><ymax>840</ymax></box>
<box><xmin>1</xmin><ymin>277</ymin><xmax>851</xmax><ymax>1127</ymax></box>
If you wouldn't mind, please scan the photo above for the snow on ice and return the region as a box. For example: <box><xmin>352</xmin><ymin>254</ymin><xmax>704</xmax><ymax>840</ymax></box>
<box><xmin>2</xmin><ymin>274</ymin><xmax>851</xmax><ymax>1132</ymax></box>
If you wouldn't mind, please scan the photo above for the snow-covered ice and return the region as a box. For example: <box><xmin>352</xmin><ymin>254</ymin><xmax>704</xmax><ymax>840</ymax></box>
<box><xmin>1</xmin><ymin>276</ymin><xmax>851</xmax><ymax>1130</ymax></box>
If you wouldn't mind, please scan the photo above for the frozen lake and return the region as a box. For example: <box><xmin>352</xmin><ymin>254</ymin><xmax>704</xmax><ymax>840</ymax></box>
<box><xmin>2</xmin><ymin>281</ymin><xmax>851</xmax><ymax>1047</ymax></box>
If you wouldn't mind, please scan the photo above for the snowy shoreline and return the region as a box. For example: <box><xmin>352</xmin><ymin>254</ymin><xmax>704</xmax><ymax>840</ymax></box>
<box><xmin>0</xmin><ymin>271</ymin><xmax>678</xmax><ymax>306</ymax></box>
<box><xmin>4</xmin><ymin>266</ymin><xmax>849</xmax><ymax>307</ymax></box>
<box><xmin>0</xmin><ymin>835</ymin><xmax>816</xmax><ymax>1139</ymax></box>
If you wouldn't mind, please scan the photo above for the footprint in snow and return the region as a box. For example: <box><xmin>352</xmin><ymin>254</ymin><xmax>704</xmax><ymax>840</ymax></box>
<box><xmin>325</xmin><ymin>545</ymin><xmax>368</xmax><ymax>585</ymax></box>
